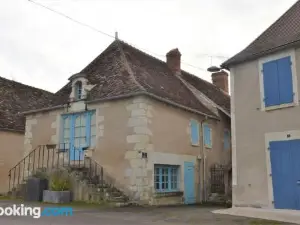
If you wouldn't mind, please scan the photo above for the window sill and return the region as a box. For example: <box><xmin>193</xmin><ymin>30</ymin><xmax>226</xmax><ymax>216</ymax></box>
<box><xmin>264</xmin><ymin>102</ymin><xmax>297</xmax><ymax>111</ymax></box>
<box><xmin>191</xmin><ymin>143</ymin><xmax>200</xmax><ymax>147</ymax></box>
<box><xmin>154</xmin><ymin>191</ymin><xmax>183</xmax><ymax>198</ymax></box>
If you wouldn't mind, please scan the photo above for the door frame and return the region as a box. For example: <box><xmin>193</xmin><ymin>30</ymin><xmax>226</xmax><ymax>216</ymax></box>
<box><xmin>265</xmin><ymin>130</ymin><xmax>300</xmax><ymax>208</ymax></box>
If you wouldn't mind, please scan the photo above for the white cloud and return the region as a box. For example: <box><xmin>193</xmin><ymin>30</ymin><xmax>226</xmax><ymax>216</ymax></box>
<box><xmin>0</xmin><ymin>0</ymin><xmax>297</xmax><ymax>92</ymax></box>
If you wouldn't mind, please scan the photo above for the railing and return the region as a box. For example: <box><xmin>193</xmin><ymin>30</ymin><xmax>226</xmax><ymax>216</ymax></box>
<box><xmin>8</xmin><ymin>144</ymin><xmax>105</xmax><ymax>193</ymax></box>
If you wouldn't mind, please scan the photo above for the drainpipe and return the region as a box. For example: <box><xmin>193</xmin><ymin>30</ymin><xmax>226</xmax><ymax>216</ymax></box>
<box><xmin>200</xmin><ymin>116</ymin><xmax>208</xmax><ymax>202</ymax></box>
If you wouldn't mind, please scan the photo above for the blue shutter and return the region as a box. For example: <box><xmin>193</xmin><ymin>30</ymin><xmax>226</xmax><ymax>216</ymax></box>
<box><xmin>204</xmin><ymin>124</ymin><xmax>211</xmax><ymax>148</ymax></box>
<box><xmin>277</xmin><ymin>56</ymin><xmax>293</xmax><ymax>104</ymax></box>
<box><xmin>85</xmin><ymin>112</ymin><xmax>91</xmax><ymax>147</ymax></box>
<box><xmin>263</xmin><ymin>61</ymin><xmax>280</xmax><ymax>107</ymax></box>
<box><xmin>190</xmin><ymin>120</ymin><xmax>199</xmax><ymax>145</ymax></box>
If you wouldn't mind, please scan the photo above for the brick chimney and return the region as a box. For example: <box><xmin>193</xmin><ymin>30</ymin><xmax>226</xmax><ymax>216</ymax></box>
<box><xmin>166</xmin><ymin>48</ymin><xmax>181</xmax><ymax>75</ymax></box>
<box><xmin>211</xmin><ymin>70</ymin><xmax>229</xmax><ymax>93</ymax></box>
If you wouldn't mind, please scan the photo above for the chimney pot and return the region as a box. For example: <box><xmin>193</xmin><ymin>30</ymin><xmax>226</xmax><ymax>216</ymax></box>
<box><xmin>166</xmin><ymin>48</ymin><xmax>181</xmax><ymax>75</ymax></box>
<box><xmin>211</xmin><ymin>70</ymin><xmax>229</xmax><ymax>93</ymax></box>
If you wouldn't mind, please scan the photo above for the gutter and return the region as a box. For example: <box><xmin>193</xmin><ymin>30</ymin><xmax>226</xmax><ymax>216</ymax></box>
<box><xmin>22</xmin><ymin>105</ymin><xmax>64</xmax><ymax>115</ymax></box>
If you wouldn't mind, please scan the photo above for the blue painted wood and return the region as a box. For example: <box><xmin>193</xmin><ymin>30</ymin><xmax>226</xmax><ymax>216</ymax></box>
<box><xmin>277</xmin><ymin>56</ymin><xmax>294</xmax><ymax>104</ymax></box>
<box><xmin>263</xmin><ymin>60</ymin><xmax>280</xmax><ymax>107</ymax></box>
<box><xmin>184</xmin><ymin>161</ymin><xmax>196</xmax><ymax>204</ymax></box>
<box><xmin>154</xmin><ymin>165</ymin><xmax>179</xmax><ymax>192</ymax></box>
<box><xmin>203</xmin><ymin>124</ymin><xmax>212</xmax><ymax>148</ymax></box>
<box><xmin>270</xmin><ymin>140</ymin><xmax>300</xmax><ymax>210</ymax></box>
<box><xmin>190</xmin><ymin>120</ymin><xmax>199</xmax><ymax>145</ymax></box>
<box><xmin>69</xmin><ymin>114</ymin><xmax>84</xmax><ymax>161</ymax></box>
<box><xmin>86</xmin><ymin>111</ymin><xmax>91</xmax><ymax>146</ymax></box>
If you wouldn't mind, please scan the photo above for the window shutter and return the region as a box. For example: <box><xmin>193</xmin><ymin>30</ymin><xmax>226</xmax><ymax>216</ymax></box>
<box><xmin>190</xmin><ymin>120</ymin><xmax>199</xmax><ymax>145</ymax></box>
<box><xmin>277</xmin><ymin>56</ymin><xmax>294</xmax><ymax>104</ymax></box>
<box><xmin>263</xmin><ymin>61</ymin><xmax>280</xmax><ymax>107</ymax></box>
<box><xmin>204</xmin><ymin>124</ymin><xmax>211</xmax><ymax>147</ymax></box>
<box><xmin>86</xmin><ymin>112</ymin><xmax>91</xmax><ymax>146</ymax></box>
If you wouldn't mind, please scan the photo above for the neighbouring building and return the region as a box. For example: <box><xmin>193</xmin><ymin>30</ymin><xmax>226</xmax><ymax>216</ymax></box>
<box><xmin>16</xmin><ymin>40</ymin><xmax>231</xmax><ymax>205</ymax></box>
<box><xmin>0</xmin><ymin>77</ymin><xmax>54</xmax><ymax>193</ymax></box>
<box><xmin>222</xmin><ymin>0</ymin><xmax>300</xmax><ymax>210</ymax></box>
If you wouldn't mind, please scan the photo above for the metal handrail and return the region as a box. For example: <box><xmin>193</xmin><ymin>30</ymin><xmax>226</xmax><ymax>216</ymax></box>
<box><xmin>7</xmin><ymin>144</ymin><xmax>131</xmax><ymax>202</ymax></box>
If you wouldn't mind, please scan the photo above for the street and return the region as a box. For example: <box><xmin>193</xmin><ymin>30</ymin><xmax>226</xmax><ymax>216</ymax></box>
<box><xmin>0</xmin><ymin>201</ymin><xmax>294</xmax><ymax>225</ymax></box>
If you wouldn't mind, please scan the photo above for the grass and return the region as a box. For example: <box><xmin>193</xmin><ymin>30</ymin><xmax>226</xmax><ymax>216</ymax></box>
<box><xmin>249</xmin><ymin>219</ymin><xmax>286</xmax><ymax>225</ymax></box>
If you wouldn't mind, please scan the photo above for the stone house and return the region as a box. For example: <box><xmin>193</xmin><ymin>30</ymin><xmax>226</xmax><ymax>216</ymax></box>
<box><xmin>222</xmin><ymin>1</ymin><xmax>300</xmax><ymax>210</ymax></box>
<box><xmin>21</xmin><ymin>40</ymin><xmax>231</xmax><ymax>205</ymax></box>
<box><xmin>0</xmin><ymin>77</ymin><xmax>54</xmax><ymax>193</ymax></box>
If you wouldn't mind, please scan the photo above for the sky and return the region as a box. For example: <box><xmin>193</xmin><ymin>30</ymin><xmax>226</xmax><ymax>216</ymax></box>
<box><xmin>0</xmin><ymin>0</ymin><xmax>298</xmax><ymax>93</ymax></box>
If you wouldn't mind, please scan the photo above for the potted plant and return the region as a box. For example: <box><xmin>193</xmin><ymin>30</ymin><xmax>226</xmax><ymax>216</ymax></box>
<box><xmin>25</xmin><ymin>168</ymin><xmax>48</xmax><ymax>201</ymax></box>
<box><xmin>43</xmin><ymin>169</ymin><xmax>71</xmax><ymax>203</ymax></box>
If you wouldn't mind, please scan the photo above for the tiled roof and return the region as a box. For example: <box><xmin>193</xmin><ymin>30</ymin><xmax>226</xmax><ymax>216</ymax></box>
<box><xmin>0</xmin><ymin>77</ymin><xmax>54</xmax><ymax>132</ymax></box>
<box><xmin>222</xmin><ymin>0</ymin><xmax>300</xmax><ymax>68</ymax></box>
<box><xmin>181</xmin><ymin>71</ymin><xmax>230</xmax><ymax>114</ymax></box>
<box><xmin>43</xmin><ymin>40</ymin><xmax>230</xmax><ymax>118</ymax></box>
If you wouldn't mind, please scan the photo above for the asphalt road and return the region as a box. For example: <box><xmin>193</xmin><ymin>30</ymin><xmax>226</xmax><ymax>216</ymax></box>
<box><xmin>0</xmin><ymin>201</ymin><xmax>294</xmax><ymax>225</ymax></box>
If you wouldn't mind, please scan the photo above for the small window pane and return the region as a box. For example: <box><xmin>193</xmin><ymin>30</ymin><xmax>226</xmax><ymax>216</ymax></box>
<box><xmin>155</xmin><ymin>182</ymin><xmax>160</xmax><ymax>190</ymax></box>
<box><xmin>75</xmin><ymin>127</ymin><xmax>81</xmax><ymax>137</ymax></box>
<box><xmin>64</xmin><ymin>118</ymin><xmax>70</xmax><ymax>128</ymax></box>
<box><xmin>80</xmin><ymin>137</ymin><xmax>86</xmax><ymax>147</ymax></box>
<box><xmin>81</xmin><ymin>115</ymin><xmax>86</xmax><ymax>126</ymax></box>
<box><xmin>80</xmin><ymin>127</ymin><xmax>86</xmax><ymax>137</ymax></box>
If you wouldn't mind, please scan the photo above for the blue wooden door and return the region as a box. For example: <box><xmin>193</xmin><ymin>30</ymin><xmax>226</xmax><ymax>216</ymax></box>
<box><xmin>184</xmin><ymin>161</ymin><xmax>196</xmax><ymax>204</ymax></box>
<box><xmin>270</xmin><ymin>140</ymin><xmax>300</xmax><ymax>210</ymax></box>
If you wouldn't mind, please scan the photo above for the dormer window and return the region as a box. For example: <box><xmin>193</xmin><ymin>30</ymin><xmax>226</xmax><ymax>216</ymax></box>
<box><xmin>75</xmin><ymin>81</ymin><xmax>83</xmax><ymax>100</ymax></box>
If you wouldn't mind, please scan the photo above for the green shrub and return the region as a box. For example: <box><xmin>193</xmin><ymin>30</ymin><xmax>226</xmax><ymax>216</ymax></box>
<box><xmin>32</xmin><ymin>168</ymin><xmax>48</xmax><ymax>179</ymax></box>
<box><xmin>49</xmin><ymin>169</ymin><xmax>71</xmax><ymax>191</ymax></box>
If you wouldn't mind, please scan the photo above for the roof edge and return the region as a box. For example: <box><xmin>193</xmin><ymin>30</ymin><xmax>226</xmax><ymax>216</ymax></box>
<box><xmin>0</xmin><ymin>128</ymin><xmax>24</xmax><ymax>134</ymax></box>
<box><xmin>22</xmin><ymin>105</ymin><xmax>65</xmax><ymax>115</ymax></box>
<box><xmin>22</xmin><ymin>92</ymin><xmax>219</xmax><ymax>120</ymax></box>
<box><xmin>87</xmin><ymin>92</ymin><xmax>219</xmax><ymax>120</ymax></box>
<box><xmin>222</xmin><ymin>40</ymin><xmax>300</xmax><ymax>69</ymax></box>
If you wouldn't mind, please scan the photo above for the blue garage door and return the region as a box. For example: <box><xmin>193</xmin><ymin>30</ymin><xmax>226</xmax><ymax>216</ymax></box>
<box><xmin>270</xmin><ymin>140</ymin><xmax>300</xmax><ymax>210</ymax></box>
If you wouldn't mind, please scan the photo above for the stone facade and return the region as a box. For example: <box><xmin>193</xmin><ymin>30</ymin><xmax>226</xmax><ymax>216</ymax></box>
<box><xmin>21</xmin><ymin>95</ymin><xmax>231</xmax><ymax>205</ymax></box>
<box><xmin>125</xmin><ymin>96</ymin><xmax>154</xmax><ymax>202</ymax></box>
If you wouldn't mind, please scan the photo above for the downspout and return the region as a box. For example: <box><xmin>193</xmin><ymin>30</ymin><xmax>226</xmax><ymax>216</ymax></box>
<box><xmin>200</xmin><ymin>116</ymin><xmax>208</xmax><ymax>202</ymax></box>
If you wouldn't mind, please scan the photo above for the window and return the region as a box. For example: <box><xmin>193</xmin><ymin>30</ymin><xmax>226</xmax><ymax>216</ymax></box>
<box><xmin>203</xmin><ymin>124</ymin><xmax>212</xmax><ymax>148</ymax></box>
<box><xmin>224</xmin><ymin>130</ymin><xmax>230</xmax><ymax>150</ymax></box>
<box><xmin>190</xmin><ymin>119</ymin><xmax>199</xmax><ymax>146</ymax></box>
<box><xmin>154</xmin><ymin>165</ymin><xmax>179</xmax><ymax>192</ymax></box>
<box><xmin>60</xmin><ymin>111</ymin><xmax>96</xmax><ymax>150</ymax></box>
<box><xmin>262</xmin><ymin>56</ymin><xmax>294</xmax><ymax>107</ymax></box>
<box><xmin>74</xmin><ymin>81</ymin><xmax>83</xmax><ymax>100</ymax></box>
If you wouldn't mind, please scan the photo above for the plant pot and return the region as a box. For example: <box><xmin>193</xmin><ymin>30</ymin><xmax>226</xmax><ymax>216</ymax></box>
<box><xmin>25</xmin><ymin>178</ymin><xmax>48</xmax><ymax>202</ymax></box>
<box><xmin>43</xmin><ymin>190</ymin><xmax>71</xmax><ymax>203</ymax></box>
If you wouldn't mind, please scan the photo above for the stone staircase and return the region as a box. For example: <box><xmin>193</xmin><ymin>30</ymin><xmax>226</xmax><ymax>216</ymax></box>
<box><xmin>8</xmin><ymin>144</ymin><xmax>132</xmax><ymax>206</ymax></box>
